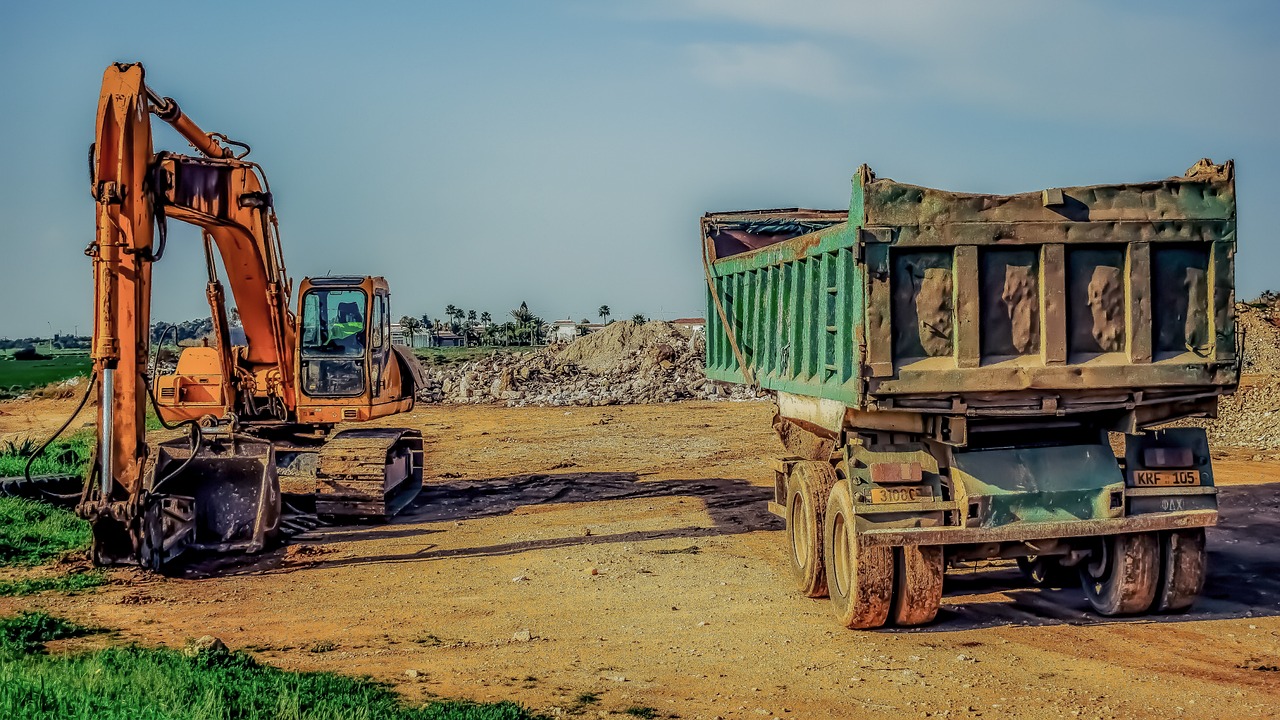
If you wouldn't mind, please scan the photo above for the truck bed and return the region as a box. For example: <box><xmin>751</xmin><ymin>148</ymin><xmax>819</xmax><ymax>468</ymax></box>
<box><xmin>702</xmin><ymin>161</ymin><xmax>1238</xmax><ymax>426</ymax></box>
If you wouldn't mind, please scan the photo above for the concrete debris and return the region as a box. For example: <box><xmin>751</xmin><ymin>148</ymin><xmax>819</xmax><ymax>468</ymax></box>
<box><xmin>1179</xmin><ymin>302</ymin><xmax>1280</xmax><ymax>449</ymax></box>
<box><xmin>415</xmin><ymin>321</ymin><xmax>763</xmax><ymax>407</ymax></box>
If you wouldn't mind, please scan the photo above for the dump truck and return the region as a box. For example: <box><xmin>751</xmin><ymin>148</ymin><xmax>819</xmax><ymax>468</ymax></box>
<box><xmin>701</xmin><ymin>160</ymin><xmax>1238</xmax><ymax>628</ymax></box>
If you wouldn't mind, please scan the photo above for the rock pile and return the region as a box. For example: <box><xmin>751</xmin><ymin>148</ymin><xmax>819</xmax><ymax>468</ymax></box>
<box><xmin>1187</xmin><ymin>303</ymin><xmax>1280</xmax><ymax>449</ymax></box>
<box><xmin>1236</xmin><ymin>302</ymin><xmax>1280</xmax><ymax>374</ymax></box>
<box><xmin>415</xmin><ymin>321</ymin><xmax>762</xmax><ymax>407</ymax></box>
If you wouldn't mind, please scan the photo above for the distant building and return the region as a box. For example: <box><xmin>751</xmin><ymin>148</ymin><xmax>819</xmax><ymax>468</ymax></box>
<box><xmin>389</xmin><ymin>323</ymin><xmax>434</xmax><ymax>349</ymax></box>
<box><xmin>431</xmin><ymin>330</ymin><xmax>465</xmax><ymax>347</ymax></box>
<box><xmin>550</xmin><ymin>319</ymin><xmax>603</xmax><ymax>343</ymax></box>
<box><xmin>671</xmin><ymin>317</ymin><xmax>706</xmax><ymax>334</ymax></box>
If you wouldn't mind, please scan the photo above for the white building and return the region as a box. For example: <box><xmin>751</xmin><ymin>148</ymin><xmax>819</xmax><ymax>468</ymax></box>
<box><xmin>671</xmin><ymin>317</ymin><xmax>706</xmax><ymax>334</ymax></box>
<box><xmin>550</xmin><ymin>319</ymin><xmax>604</xmax><ymax>343</ymax></box>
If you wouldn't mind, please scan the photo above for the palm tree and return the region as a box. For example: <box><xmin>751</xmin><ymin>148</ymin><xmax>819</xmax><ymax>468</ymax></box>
<box><xmin>444</xmin><ymin>304</ymin><xmax>463</xmax><ymax>333</ymax></box>
<box><xmin>631</xmin><ymin>313</ymin><xmax>647</xmax><ymax>324</ymax></box>
<box><xmin>399</xmin><ymin>316</ymin><xmax>423</xmax><ymax>346</ymax></box>
<box><xmin>480</xmin><ymin>311</ymin><xmax>492</xmax><ymax>325</ymax></box>
<box><xmin>510</xmin><ymin>302</ymin><xmax>533</xmax><ymax>345</ymax></box>
<box><xmin>598</xmin><ymin>305</ymin><xmax>611</xmax><ymax>324</ymax></box>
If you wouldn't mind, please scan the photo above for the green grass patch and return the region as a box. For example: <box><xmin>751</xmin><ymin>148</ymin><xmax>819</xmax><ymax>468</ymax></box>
<box><xmin>0</xmin><ymin>355</ymin><xmax>91</xmax><ymax>393</ymax></box>
<box><xmin>0</xmin><ymin>497</ymin><xmax>91</xmax><ymax>566</ymax></box>
<box><xmin>0</xmin><ymin>612</ymin><xmax>547</xmax><ymax>720</ymax></box>
<box><xmin>413</xmin><ymin>346</ymin><xmax>535</xmax><ymax>367</ymax></box>
<box><xmin>0</xmin><ymin>429</ymin><xmax>93</xmax><ymax>478</ymax></box>
<box><xmin>0</xmin><ymin>571</ymin><xmax>106</xmax><ymax>597</ymax></box>
<box><xmin>0</xmin><ymin>612</ymin><xmax>97</xmax><ymax>655</ymax></box>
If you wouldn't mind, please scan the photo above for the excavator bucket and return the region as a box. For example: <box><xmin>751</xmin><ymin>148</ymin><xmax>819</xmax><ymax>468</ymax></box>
<box><xmin>141</xmin><ymin>434</ymin><xmax>280</xmax><ymax>568</ymax></box>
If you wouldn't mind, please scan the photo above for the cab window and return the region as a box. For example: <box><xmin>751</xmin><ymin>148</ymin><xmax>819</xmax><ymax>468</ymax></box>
<box><xmin>299</xmin><ymin>288</ymin><xmax>367</xmax><ymax>397</ymax></box>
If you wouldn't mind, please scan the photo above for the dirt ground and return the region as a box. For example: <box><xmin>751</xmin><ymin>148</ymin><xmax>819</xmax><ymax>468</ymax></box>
<box><xmin>4</xmin><ymin>399</ymin><xmax>1280</xmax><ymax>719</ymax></box>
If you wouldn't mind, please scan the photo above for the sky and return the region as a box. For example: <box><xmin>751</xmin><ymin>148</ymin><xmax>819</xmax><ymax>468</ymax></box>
<box><xmin>1</xmin><ymin>0</ymin><xmax>1277</xmax><ymax>337</ymax></box>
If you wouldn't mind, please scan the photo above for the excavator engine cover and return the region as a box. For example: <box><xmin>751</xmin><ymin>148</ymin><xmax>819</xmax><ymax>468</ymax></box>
<box><xmin>142</xmin><ymin>434</ymin><xmax>280</xmax><ymax>568</ymax></box>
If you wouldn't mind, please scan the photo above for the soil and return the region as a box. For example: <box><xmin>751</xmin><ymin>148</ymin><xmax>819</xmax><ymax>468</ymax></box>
<box><xmin>3</xmin><ymin>399</ymin><xmax>1279</xmax><ymax>720</ymax></box>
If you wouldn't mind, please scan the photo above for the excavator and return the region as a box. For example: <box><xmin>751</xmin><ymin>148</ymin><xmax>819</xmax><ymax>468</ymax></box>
<box><xmin>79</xmin><ymin>62</ymin><xmax>426</xmax><ymax>569</ymax></box>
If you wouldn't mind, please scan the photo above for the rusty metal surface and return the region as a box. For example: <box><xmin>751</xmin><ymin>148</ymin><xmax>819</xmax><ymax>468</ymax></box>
<box><xmin>857</xmin><ymin>508</ymin><xmax>1217</xmax><ymax>547</ymax></box>
<box><xmin>701</xmin><ymin>161</ymin><xmax>1238</xmax><ymax>429</ymax></box>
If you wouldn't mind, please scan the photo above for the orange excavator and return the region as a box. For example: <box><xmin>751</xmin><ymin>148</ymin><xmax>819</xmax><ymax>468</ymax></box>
<box><xmin>79</xmin><ymin>62</ymin><xmax>425</xmax><ymax>569</ymax></box>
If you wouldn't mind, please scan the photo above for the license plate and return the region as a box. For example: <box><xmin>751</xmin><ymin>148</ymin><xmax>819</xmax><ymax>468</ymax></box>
<box><xmin>869</xmin><ymin>486</ymin><xmax>934</xmax><ymax>504</ymax></box>
<box><xmin>1133</xmin><ymin>470</ymin><xmax>1200</xmax><ymax>487</ymax></box>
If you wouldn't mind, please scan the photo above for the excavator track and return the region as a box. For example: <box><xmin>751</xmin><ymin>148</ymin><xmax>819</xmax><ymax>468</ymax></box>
<box><xmin>313</xmin><ymin>428</ymin><xmax>423</xmax><ymax>519</ymax></box>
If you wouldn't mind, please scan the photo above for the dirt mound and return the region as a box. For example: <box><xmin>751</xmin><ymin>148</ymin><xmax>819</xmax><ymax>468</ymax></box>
<box><xmin>554</xmin><ymin>321</ymin><xmax>689</xmax><ymax>374</ymax></box>
<box><xmin>416</xmin><ymin>322</ymin><xmax>761</xmax><ymax>407</ymax></box>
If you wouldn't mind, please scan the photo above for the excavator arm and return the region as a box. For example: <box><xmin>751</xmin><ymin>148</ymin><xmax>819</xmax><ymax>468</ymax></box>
<box><xmin>83</xmin><ymin>63</ymin><xmax>296</xmax><ymax>565</ymax></box>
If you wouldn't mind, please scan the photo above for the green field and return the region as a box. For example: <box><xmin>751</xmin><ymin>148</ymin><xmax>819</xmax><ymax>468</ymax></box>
<box><xmin>0</xmin><ymin>355</ymin><xmax>91</xmax><ymax>394</ymax></box>
<box><xmin>0</xmin><ymin>612</ymin><xmax>545</xmax><ymax>720</ymax></box>
<box><xmin>413</xmin><ymin>345</ymin><xmax>535</xmax><ymax>366</ymax></box>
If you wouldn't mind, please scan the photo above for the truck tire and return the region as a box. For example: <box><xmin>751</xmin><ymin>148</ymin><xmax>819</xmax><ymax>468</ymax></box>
<box><xmin>1153</xmin><ymin>528</ymin><xmax>1207</xmax><ymax>613</ymax></box>
<box><xmin>785</xmin><ymin>461</ymin><xmax>838</xmax><ymax>598</ymax></box>
<box><xmin>1016</xmin><ymin>555</ymin><xmax>1077</xmax><ymax>588</ymax></box>
<box><xmin>891</xmin><ymin>545</ymin><xmax>944</xmax><ymax>626</ymax></box>
<box><xmin>1081</xmin><ymin>533</ymin><xmax>1160</xmax><ymax>616</ymax></box>
<box><xmin>823</xmin><ymin>481</ymin><xmax>893</xmax><ymax>629</ymax></box>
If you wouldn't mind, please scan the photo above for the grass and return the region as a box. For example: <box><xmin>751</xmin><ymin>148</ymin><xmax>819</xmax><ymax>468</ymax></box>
<box><xmin>0</xmin><ymin>572</ymin><xmax>106</xmax><ymax>597</ymax></box>
<box><xmin>0</xmin><ymin>611</ymin><xmax>548</xmax><ymax>720</ymax></box>
<box><xmin>413</xmin><ymin>346</ymin><xmax>535</xmax><ymax>367</ymax></box>
<box><xmin>0</xmin><ymin>612</ymin><xmax>98</xmax><ymax>655</ymax></box>
<box><xmin>622</xmin><ymin>708</ymin><xmax>659</xmax><ymax>719</ymax></box>
<box><xmin>0</xmin><ymin>497</ymin><xmax>91</xmax><ymax>566</ymax></box>
<box><xmin>0</xmin><ymin>355</ymin><xmax>91</xmax><ymax>394</ymax></box>
<box><xmin>0</xmin><ymin>429</ymin><xmax>93</xmax><ymax>478</ymax></box>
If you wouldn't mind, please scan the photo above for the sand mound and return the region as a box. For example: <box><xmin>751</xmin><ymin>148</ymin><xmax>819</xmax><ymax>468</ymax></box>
<box><xmin>555</xmin><ymin>321</ymin><xmax>690</xmax><ymax>375</ymax></box>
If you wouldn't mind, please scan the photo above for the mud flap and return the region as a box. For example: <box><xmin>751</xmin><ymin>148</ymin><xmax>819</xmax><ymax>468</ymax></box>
<box><xmin>143</xmin><ymin>434</ymin><xmax>281</xmax><ymax>566</ymax></box>
<box><xmin>948</xmin><ymin>444</ymin><xmax>1125</xmax><ymax>528</ymax></box>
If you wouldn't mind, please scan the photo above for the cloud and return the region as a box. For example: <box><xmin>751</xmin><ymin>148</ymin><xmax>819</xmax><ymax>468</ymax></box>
<box><xmin>686</xmin><ymin>41</ymin><xmax>854</xmax><ymax>100</ymax></box>
<box><xmin>652</xmin><ymin>0</ymin><xmax>1280</xmax><ymax>132</ymax></box>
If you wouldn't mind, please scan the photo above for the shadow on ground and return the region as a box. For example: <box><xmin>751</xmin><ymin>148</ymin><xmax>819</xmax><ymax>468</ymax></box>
<box><xmin>181</xmin><ymin>473</ymin><xmax>1280</xmax><ymax>630</ymax></box>
<box><xmin>182</xmin><ymin>471</ymin><xmax>778</xmax><ymax>577</ymax></box>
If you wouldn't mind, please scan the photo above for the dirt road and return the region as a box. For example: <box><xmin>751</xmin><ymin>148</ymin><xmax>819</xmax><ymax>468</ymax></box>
<box><xmin>4</xmin><ymin>400</ymin><xmax>1279</xmax><ymax>719</ymax></box>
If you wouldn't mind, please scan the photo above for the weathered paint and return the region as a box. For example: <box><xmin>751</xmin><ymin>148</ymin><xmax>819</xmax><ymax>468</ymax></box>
<box><xmin>702</xmin><ymin>161</ymin><xmax>1238</xmax><ymax>421</ymax></box>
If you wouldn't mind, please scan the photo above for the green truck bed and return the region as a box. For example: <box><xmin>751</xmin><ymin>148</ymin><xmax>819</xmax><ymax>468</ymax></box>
<box><xmin>702</xmin><ymin>161</ymin><xmax>1238</xmax><ymax>425</ymax></box>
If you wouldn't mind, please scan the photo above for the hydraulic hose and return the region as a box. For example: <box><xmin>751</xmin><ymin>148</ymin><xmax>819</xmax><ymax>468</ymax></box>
<box><xmin>10</xmin><ymin>373</ymin><xmax>99</xmax><ymax>502</ymax></box>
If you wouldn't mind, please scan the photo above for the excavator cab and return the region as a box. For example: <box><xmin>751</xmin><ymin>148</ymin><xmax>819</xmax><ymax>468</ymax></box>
<box><xmin>295</xmin><ymin>276</ymin><xmax>416</xmax><ymax>424</ymax></box>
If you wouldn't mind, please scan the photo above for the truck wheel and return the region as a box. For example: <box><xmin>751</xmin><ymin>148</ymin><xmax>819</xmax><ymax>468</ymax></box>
<box><xmin>1153</xmin><ymin>528</ymin><xmax>1207</xmax><ymax>613</ymax></box>
<box><xmin>824</xmin><ymin>481</ymin><xmax>893</xmax><ymax>629</ymax></box>
<box><xmin>1017</xmin><ymin>555</ymin><xmax>1077</xmax><ymax>588</ymax></box>
<box><xmin>1080</xmin><ymin>533</ymin><xmax>1159</xmax><ymax>616</ymax></box>
<box><xmin>785</xmin><ymin>461</ymin><xmax>837</xmax><ymax>598</ymax></box>
<box><xmin>891</xmin><ymin>545</ymin><xmax>943</xmax><ymax>626</ymax></box>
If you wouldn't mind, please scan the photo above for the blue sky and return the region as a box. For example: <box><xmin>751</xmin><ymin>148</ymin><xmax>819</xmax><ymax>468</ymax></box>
<box><xmin>1</xmin><ymin>1</ymin><xmax>1277</xmax><ymax>337</ymax></box>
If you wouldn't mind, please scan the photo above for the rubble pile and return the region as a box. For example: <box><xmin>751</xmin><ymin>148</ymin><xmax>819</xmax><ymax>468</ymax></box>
<box><xmin>1187</xmin><ymin>303</ymin><xmax>1280</xmax><ymax>449</ymax></box>
<box><xmin>1195</xmin><ymin>375</ymin><xmax>1280</xmax><ymax>450</ymax></box>
<box><xmin>1235</xmin><ymin>301</ymin><xmax>1280</xmax><ymax>374</ymax></box>
<box><xmin>415</xmin><ymin>321</ymin><xmax>762</xmax><ymax>407</ymax></box>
